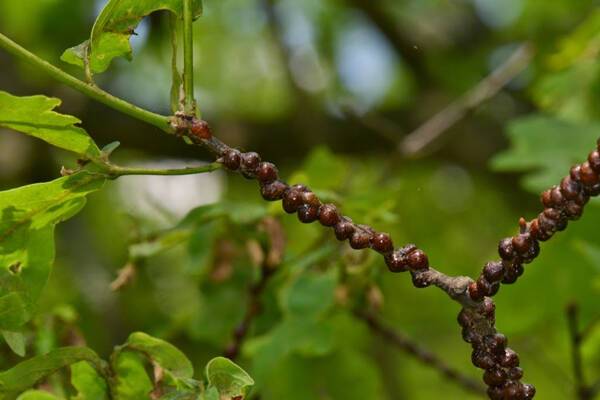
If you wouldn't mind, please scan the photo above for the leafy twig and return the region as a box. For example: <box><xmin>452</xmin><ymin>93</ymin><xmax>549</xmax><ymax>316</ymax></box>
<box><xmin>355</xmin><ymin>309</ymin><xmax>486</xmax><ymax>395</ymax></box>
<box><xmin>0</xmin><ymin>33</ymin><xmax>173</xmax><ymax>134</ymax></box>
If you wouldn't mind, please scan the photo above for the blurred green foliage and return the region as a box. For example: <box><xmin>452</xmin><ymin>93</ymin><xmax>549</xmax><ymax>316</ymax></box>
<box><xmin>1</xmin><ymin>0</ymin><xmax>600</xmax><ymax>399</ymax></box>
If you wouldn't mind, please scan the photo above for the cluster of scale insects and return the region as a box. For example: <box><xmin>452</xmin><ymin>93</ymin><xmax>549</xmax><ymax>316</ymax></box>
<box><xmin>458</xmin><ymin>141</ymin><xmax>600</xmax><ymax>399</ymax></box>
<box><xmin>214</xmin><ymin>140</ymin><xmax>600</xmax><ymax>400</ymax></box>
<box><xmin>218</xmin><ymin>148</ymin><xmax>429</xmax><ymax>271</ymax></box>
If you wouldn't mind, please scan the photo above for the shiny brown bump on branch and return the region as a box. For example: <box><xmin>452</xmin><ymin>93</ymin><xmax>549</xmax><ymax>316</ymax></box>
<box><xmin>189</xmin><ymin>118</ymin><xmax>212</xmax><ymax>139</ymax></box>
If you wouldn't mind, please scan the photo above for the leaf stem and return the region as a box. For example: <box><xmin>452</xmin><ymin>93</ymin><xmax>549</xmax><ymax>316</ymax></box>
<box><xmin>107</xmin><ymin>162</ymin><xmax>222</xmax><ymax>177</ymax></box>
<box><xmin>0</xmin><ymin>32</ymin><xmax>174</xmax><ymax>134</ymax></box>
<box><xmin>169</xmin><ymin>13</ymin><xmax>183</xmax><ymax>114</ymax></box>
<box><xmin>182</xmin><ymin>0</ymin><xmax>196</xmax><ymax>116</ymax></box>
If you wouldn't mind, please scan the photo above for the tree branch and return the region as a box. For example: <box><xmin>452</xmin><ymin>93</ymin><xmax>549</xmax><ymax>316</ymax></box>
<box><xmin>355</xmin><ymin>309</ymin><xmax>486</xmax><ymax>395</ymax></box>
<box><xmin>6</xmin><ymin>32</ymin><xmax>600</xmax><ymax>399</ymax></box>
<box><xmin>0</xmin><ymin>33</ymin><xmax>173</xmax><ymax>134</ymax></box>
<box><xmin>341</xmin><ymin>44</ymin><xmax>533</xmax><ymax>156</ymax></box>
<box><xmin>400</xmin><ymin>43</ymin><xmax>533</xmax><ymax>155</ymax></box>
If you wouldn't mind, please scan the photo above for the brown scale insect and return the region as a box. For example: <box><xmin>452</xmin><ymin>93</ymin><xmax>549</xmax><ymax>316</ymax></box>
<box><xmin>189</xmin><ymin>118</ymin><xmax>211</xmax><ymax>139</ymax></box>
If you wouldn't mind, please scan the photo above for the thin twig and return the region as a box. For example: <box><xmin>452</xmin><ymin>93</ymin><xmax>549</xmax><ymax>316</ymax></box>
<box><xmin>567</xmin><ymin>301</ymin><xmax>589</xmax><ymax>400</ymax></box>
<box><xmin>109</xmin><ymin>262</ymin><xmax>137</xmax><ymax>291</ymax></box>
<box><xmin>107</xmin><ymin>162</ymin><xmax>222</xmax><ymax>177</ymax></box>
<box><xmin>400</xmin><ymin>43</ymin><xmax>533</xmax><ymax>155</ymax></box>
<box><xmin>355</xmin><ymin>309</ymin><xmax>486</xmax><ymax>396</ymax></box>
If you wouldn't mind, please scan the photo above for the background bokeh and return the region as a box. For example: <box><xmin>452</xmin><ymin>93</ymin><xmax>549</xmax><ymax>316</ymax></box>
<box><xmin>2</xmin><ymin>0</ymin><xmax>600</xmax><ymax>398</ymax></box>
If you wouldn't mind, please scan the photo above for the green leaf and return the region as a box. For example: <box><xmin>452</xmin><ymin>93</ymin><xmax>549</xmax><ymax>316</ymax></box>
<box><xmin>120</xmin><ymin>332</ymin><xmax>193</xmax><ymax>380</ymax></box>
<box><xmin>71</xmin><ymin>360</ymin><xmax>108</xmax><ymax>400</ymax></box>
<box><xmin>129</xmin><ymin>230</ymin><xmax>193</xmax><ymax>260</ymax></box>
<box><xmin>262</xmin><ymin>350</ymin><xmax>386</xmax><ymax>400</ymax></box>
<box><xmin>545</xmin><ymin>10</ymin><xmax>600</xmax><ymax>70</ymax></box>
<box><xmin>531</xmin><ymin>10</ymin><xmax>600</xmax><ymax>122</ymax></box>
<box><xmin>0</xmin><ymin>346</ymin><xmax>101</xmax><ymax>394</ymax></box>
<box><xmin>101</xmin><ymin>141</ymin><xmax>120</xmax><ymax>156</ymax></box>
<box><xmin>296</xmin><ymin>146</ymin><xmax>347</xmax><ymax>192</ymax></box>
<box><xmin>205</xmin><ymin>357</ymin><xmax>254</xmax><ymax>400</ymax></box>
<box><xmin>0</xmin><ymin>172</ymin><xmax>106</xmax><ymax>329</ymax></box>
<box><xmin>16</xmin><ymin>390</ymin><xmax>64</xmax><ymax>400</ymax></box>
<box><xmin>160</xmin><ymin>377</ymin><xmax>203</xmax><ymax>399</ymax></box>
<box><xmin>2</xmin><ymin>329</ymin><xmax>26</xmax><ymax>357</ymax></box>
<box><xmin>187</xmin><ymin>279</ymin><xmax>246</xmax><ymax>347</ymax></box>
<box><xmin>0</xmin><ymin>91</ymin><xmax>101</xmax><ymax>157</ymax></box>
<box><xmin>246</xmin><ymin>270</ymin><xmax>337</xmax><ymax>387</ymax></box>
<box><xmin>179</xmin><ymin>202</ymin><xmax>268</xmax><ymax>227</ymax></box>
<box><xmin>246</xmin><ymin>318</ymin><xmax>334</xmax><ymax>387</ymax></box>
<box><xmin>576</xmin><ymin>240</ymin><xmax>600</xmax><ymax>273</ymax></box>
<box><xmin>113</xmin><ymin>351</ymin><xmax>153</xmax><ymax>400</ymax></box>
<box><xmin>185</xmin><ymin>220</ymin><xmax>222</xmax><ymax>276</ymax></box>
<box><xmin>129</xmin><ymin>201</ymin><xmax>266</xmax><ymax>262</ymax></box>
<box><xmin>199</xmin><ymin>387</ymin><xmax>219</xmax><ymax>400</ymax></box>
<box><xmin>62</xmin><ymin>0</ymin><xmax>203</xmax><ymax>74</ymax></box>
<box><xmin>161</xmin><ymin>389</ymin><xmax>202</xmax><ymax>400</ymax></box>
<box><xmin>490</xmin><ymin>115</ymin><xmax>600</xmax><ymax>193</ymax></box>
<box><xmin>279</xmin><ymin>269</ymin><xmax>337</xmax><ymax>320</ymax></box>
